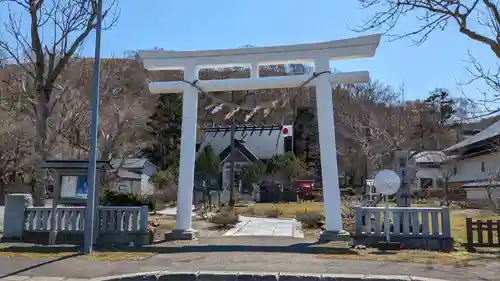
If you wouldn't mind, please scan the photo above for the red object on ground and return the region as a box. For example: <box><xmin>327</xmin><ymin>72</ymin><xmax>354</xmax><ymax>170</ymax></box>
<box><xmin>296</xmin><ymin>179</ymin><xmax>314</xmax><ymax>198</ymax></box>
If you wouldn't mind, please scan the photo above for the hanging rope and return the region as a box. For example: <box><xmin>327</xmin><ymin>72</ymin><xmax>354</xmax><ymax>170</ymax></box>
<box><xmin>182</xmin><ymin>70</ymin><xmax>331</xmax><ymax>120</ymax></box>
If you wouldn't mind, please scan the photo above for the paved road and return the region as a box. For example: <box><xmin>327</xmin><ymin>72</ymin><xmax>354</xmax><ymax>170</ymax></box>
<box><xmin>223</xmin><ymin>216</ymin><xmax>304</xmax><ymax>238</ymax></box>
<box><xmin>0</xmin><ymin>241</ymin><xmax>499</xmax><ymax>281</ymax></box>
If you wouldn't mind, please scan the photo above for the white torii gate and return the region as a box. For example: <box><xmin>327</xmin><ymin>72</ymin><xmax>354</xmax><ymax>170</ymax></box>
<box><xmin>138</xmin><ymin>34</ymin><xmax>381</xmax><ymax>240</ymax></box>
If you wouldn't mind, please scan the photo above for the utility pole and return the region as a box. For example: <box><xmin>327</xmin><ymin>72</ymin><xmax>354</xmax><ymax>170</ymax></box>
<box><xmin>291</xmin><ymin>95</ymin><xmax>297</xmax><ymax>154</ymax></box>
<box><xmin>83</xmin><ymin>0</ymin><xmax>103</xmax><ymax>254</ymax></box>
<box><xmin>229</xmin><ymin>91</ymin><xmax>236</xmax><ymax>206</ymax></box>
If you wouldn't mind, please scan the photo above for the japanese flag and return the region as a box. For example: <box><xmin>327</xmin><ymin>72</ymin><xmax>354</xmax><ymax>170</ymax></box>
<box><xmin>282</xmin><ymin>125</ymin><xmax>293</xmax><ymax>137</ymax></box>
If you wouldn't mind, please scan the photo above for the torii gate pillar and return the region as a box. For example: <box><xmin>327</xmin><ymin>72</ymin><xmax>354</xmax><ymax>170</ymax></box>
<box><xmin>139</xmin><ymin>34</ymin><xmax>381</xmax><ymax>241</ymax></box>
<box><xmin>314</xmin><ymin>57</ymin><xmax>347</xmax><ymax>239</ymax></box>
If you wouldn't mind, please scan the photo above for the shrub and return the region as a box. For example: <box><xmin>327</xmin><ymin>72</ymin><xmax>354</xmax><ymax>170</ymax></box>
<box><xmin>312</xmin><ymin>192</ymin><xmax>323</xmax><ymax>202</ymax></box>
<box><xmin>151</xmin><ymin>189</ymin><xmax>176</xmax><ymax>210</ymax></box>
<box><xmin>341</xmin><ymin>187</ymin><xmax>354</xmax><ymax>196</ymax></box>
<box><xmin>234</xmin><ymin>206</ymin><xmax>255</xmax><ymax>216</ymax></box>
<box><xmin>218</xmin><ymin>205</ymin><xmax>235</xmax><ymax>215</ymax></box>
<box><xmin>210</xmin><ymin>206</ymin><xmax>239</xmax><ymax>226</ymax></box>
<box><xmin>295</xmin><ymin>210</ymin><xmax>324</xmax><ymax>229</ymax></box>
<box><xmin>210</xmin><ymin>212</ymin><xmax>240</xmax><ymax>226</ymax></box>
<box><xmin>264</xmin><ymin>206</ymin><xmax>283</xmax><ymax>218</ymax></box>
<box><xmin>101</xmin><ymin>190</ymin><xmax>155</xmax><ymax>212</ymax></box>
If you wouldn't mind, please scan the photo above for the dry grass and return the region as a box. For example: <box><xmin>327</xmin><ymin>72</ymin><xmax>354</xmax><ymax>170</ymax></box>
<box><xmin>450</xmin><ymin>209</ymin><xmax>499</xmax><ymax>246</ymax></box>
<box><xmin>317</xmin><ymin>249</ymin><xmax>499</xmax><ymax>267</ymax></box>
<box><xmin>236</xmin><ymin>202</ymin><xmax>435</xmax><ymax>219</ymax></box>
<box><xmin>86</xmin><ymin>251</ymin><xmax>154</xmax><ymax>261</ymax></box>
<box><xmin>239</xmin><ymin>202</ymin><xmax>499</xmax><ymax>245</ymax></box>
<box><xmin>0</xmin><ymin>244</ymin><xmax>154</xmax><ymax>260</ymax></box>
<box><xmin>236</xmin><ymin>202</ymin><xmax>324</xmax><ymax>218</ymax></box>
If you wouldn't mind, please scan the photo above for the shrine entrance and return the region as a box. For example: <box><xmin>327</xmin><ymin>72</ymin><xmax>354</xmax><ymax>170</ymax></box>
<box><xmin>138</xmin><ymin>34</ymin><xmax>381</xmax><ymax>241</ymax></box>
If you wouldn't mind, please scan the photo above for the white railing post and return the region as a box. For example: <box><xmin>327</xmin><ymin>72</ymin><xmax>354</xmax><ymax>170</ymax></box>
<box><xmin>3</xmin><ymin>194</ymin><xmax>30</xmax><ymax>239</ymax></box>
<box><xmin>355</xmin><ymin>207</ymin><xmax>363</xmax><ymax>234</ymax></box>
<box><xmin>139</xmin><ymin>206</ymin><xmax>148</xmax><ymax>232</ymax></box>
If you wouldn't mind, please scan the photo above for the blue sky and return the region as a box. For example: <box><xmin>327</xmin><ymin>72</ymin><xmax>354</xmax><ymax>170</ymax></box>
<box><xmin>2</xmin><ymin>0</ymin><xmax>496</xmax><ymax>101</ymax></box>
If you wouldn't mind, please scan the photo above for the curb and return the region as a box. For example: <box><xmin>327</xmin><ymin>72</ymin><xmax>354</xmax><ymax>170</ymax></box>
<box><xmin>89</xmin><ymin>271</ymin><xmax>451</xmax><ymax>281</ymax></box>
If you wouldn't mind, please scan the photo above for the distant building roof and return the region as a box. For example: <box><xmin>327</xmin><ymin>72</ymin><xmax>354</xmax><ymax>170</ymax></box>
<box><xmin>198</xmin><ymin>124</ymin><xmax>288</xmax><ymax>160</ymax></box>
<box><xmin>413</xmin><ymin>151</ymin><xmax>446</xmax><ymax>164</ymax></box>
<box><xmin>446</xmin><ymin>120</ymin><xmax>500</xmax><ymax>152</ymax></box>
<box><xmin>218</xmin><ymin>139</ymin><xmax>259</xmax><ymax>162</ymax></box>
<box><xmin>117</xmin><ymin>169</ymin><xmax>142</xmax><ymax>180</ymax></box>
<box><xmin>41</xmin><ymin>160</ymin><xmax>112</xmax><ymax>170</ymax></box>
<box><xmin>110</xmin><ymin>158</ymin><xmax>148</xmax><ymax>169</ymax></box>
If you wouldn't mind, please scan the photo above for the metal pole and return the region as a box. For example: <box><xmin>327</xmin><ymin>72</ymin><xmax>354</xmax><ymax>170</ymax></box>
<box><xmin>291</xmin><ymin>95</ymin><xmax>296</xmax><ymax>154</ymax></box>
<box><xmin>229</xmin><ymin>91</ymin><xmax>236</xmax><ymax>206</ymax></box>
<box><xmin>83</xmin><ymin>0</ymin><xmax>103</xmax><ymax>254</ymax></box>
<box><xmin>384</xmin><ymin>194</ymin><xmax>390</xmax><ymax>242</ymax></box>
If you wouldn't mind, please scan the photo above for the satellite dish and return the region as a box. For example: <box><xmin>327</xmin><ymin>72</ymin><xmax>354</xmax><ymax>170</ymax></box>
<box><xmin>374</xmin><ymin>169</ymin><xmax>401</xmax><ymax>195</ymax></box>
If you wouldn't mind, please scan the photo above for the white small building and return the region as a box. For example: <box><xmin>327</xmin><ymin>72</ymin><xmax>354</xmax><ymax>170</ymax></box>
<box><xmin>446</xmin><ymin>120</ymin><xmax>500</xmax><ymax>207</ymax></box>
<box><xmin>110</xmin><ymin>158</ymin><xmax>157</xmax><ymax>196</ymax></box>
<box><xmin>413</xmin><ymin>151</ymin><xmax>446</xmax><ymax>191</ymax></box>
<box><xmin>366</xmin><ymin>151</ymin><xmax>447</xmax><ymax>199</ymax></box>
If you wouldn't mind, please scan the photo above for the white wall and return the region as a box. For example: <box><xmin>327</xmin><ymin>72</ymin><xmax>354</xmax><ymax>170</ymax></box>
<box><xmin>140</xmin><ymin>174</ymin><xmax>154</xmax><ymax>195</ymax></box>
<box><xmin>449</xmin><ymin>151</ymin><xmax>500</xmax><ymax>183</ymax></box>
<box><xmin>115</xmin><ymin>180</ymin><xmax>133</xmax><ymax>194</ymax></box>
<box><xmin>115</xmin><ymin>179</ymin><xmax>141</xmax><ymax>195</ymax></box>
<box><xmin>199</xmin><ymin>129</ymin><xmax>285</xmax><ymax>160</ymax></box>
<box><xmin>416</xmin><ymin>167</ymin><xmax>443</xmax><ymax>189</ymax></box>
<box><xmin>466</xmin><ymin>188</ymin><xmax>500</xmax><ymax>201</ymax></box>
<box><xmin>114</xmin><ymin>175</ymin><xmax>153</xmax><ymax>196</ymax></box>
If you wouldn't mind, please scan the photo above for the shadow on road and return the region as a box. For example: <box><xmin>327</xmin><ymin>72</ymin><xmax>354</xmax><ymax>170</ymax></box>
<box><xmin>0</xmin><ymin>239</ymin><xmax>358</xmax><ymax>256</ymax></box>
<box><xmin>0</xmin><ymin>251</ymin><xmax>82</xmax><ymax>279</ymax></box>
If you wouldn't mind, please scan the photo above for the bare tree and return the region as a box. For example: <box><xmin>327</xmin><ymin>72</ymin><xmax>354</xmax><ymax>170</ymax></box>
<box><xmin>0</xmin><ymin>107</ymin><xmax>34</xmax><ymax>199</ymax></box>
<box><xmin>0</xmin><ymin>0</ymin><xmax>118</xmax><ymax>204</ymax></box>
<box><xmin>354</xmin><ymin>0</ymin><xmax>499</xmax><ymax>109</ymax></box>
<box><xmin>483</xmin><ymin>140</ymin><xmax>500</xmax><ymax>213</ymax></box>
<box><xmin>53</xmin><ymin>58</ymin><xmax>152</xmax><ymax>186</ymax></box>
<box><xmin>336</xmin><ymin>82</ymin><xmax>416</xmax><ymax>172</ymax></box>
<box><xmin>0</xmin><ymin>53</ymin><xmax>36</xmax><ymax>198</ymax></box>
<box><xmin>485</xmin><ymin>179</ymin><xmax>500</xmax><ymax>213</ymax></box>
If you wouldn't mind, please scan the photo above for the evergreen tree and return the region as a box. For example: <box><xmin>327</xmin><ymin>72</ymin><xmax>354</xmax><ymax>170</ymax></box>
<box><xmin>143</xmin><ymin>94</ymin><xmax>183</xmax><ymax>170</ymax></box>
<box><xmin>423</xmin><ymin>89</ymin><xmax>458</xmax><ymax>149</ymax></box>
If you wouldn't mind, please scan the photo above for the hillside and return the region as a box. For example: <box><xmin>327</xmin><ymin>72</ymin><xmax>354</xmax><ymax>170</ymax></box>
<box><xmin>0</xmin><ymin>58</ymin><xmax>484</xmax><ymax>183</ymax></box>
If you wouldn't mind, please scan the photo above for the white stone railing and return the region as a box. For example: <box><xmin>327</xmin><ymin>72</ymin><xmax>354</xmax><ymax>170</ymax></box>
<box><xmin>99</xmin><ymin>206</ymin><xmax>148</xmax><ymax>232</ymax></box>
<box><xmin>24</xmin><ymin>206</ymin><xmax>148</xmax><ymax>233</ymax></box>
<box><xmin>355</xmin><ymin>207</ymin><xmax>451</xmax><ymax>237</ymax></box>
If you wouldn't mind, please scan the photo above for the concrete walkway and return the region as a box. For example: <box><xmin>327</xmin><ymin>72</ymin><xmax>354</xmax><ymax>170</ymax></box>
<box><xmin>223</xmin><ymin>216</ymin><xmax>304</xmax><ymax>238</ymax></box>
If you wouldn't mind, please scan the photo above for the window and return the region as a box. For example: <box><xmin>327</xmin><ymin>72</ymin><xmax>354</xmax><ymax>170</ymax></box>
<box><xmin>420</xmin><ymin>178</ymin><xmax>434</xmax><ymax>189</ymax></box>
<box><xmin>481</xmin><ymin>162</ymin><xmax>486</xmax><ymax>172</ymax></box>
